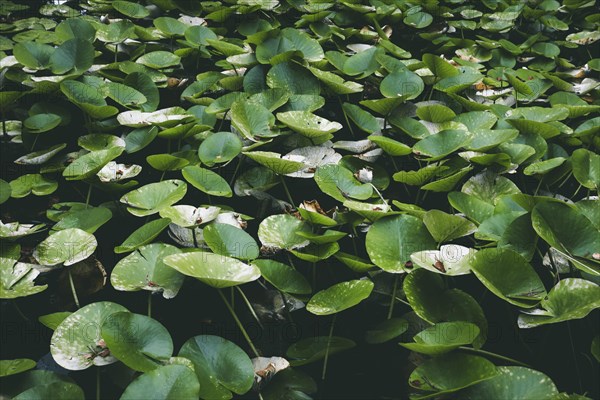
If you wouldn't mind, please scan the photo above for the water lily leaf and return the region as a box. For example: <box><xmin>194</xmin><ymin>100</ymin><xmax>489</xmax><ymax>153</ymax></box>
<box><xmin>136</xmin><ymin>51</ymin><xmax>181</xmax><ymax>69</ymax></box>
<box><xmin>258</xmin><ymin>214</ymin><xmax>310</xmax><ymax>250</ymax></box>
<box><xmin>0</xmin><ymin>244</ymin><xmax>47</xmax><ymax>299</ymax></box>
<box><xmin>257</xmin><ymin>28</ymin><xmax>324</xmax><ymax>63</ymax></box>
<box><xmin>115</xmin><ymin>218</ymin><xmax>171</xmax><ymax>253</ymax></box>
<box><xmin>252</xmin><ymin>259</ymin><xmax>311</xmax><ymax>295</ymax></box>
<box><xmin>277</xmin><ymin>111</ymin><xmax>342</xmax><ymax>138</ymax></box>
<box><xmin>163</xmin><ymin>251</ymin><xmax>260</xmax><ymax>288</ymax></box>
<box><xmin>124</xmin><ymin>72</ymin><xmax>159</xmax><ymax>112</ymax></box>
<box><xmin>102</xmin><ymin>312</ymin><xmax>173</xmax><ymax>372</ymax></box>
<box><xmin>118</xmin><ymin>107</ymin><xmax>191</xmax><ymax>128</ymax></box>
<box><xmin>63</xmin><ymin>147</ymin><xmax>124</xmax><ymax>181</ymax></box>
<box><xmin>408</xmin><ymin>353</ymin><xmax>498</xmax><ymax>399</ymax></box>
<box><xmin>523</xmin><ymin>158</ymin><xmax>565</xmax><ymax>176</ymax></box>
<box><xmin>204</xmin><ymin>223</ymin><xmax>259</xmax><ymax>260</ymax></box>
<box><xmin>50</xmin><ymin>38</ymin><xmax>94</xmax><ymax>75</ymax></box>
<box><xmin>365</xmin><ymin>318</ymin><xmax>409</xmax><ymax>344</ymax></box>
<box><xmin>290</xmin><ymin>242</ymin><xmax>340</xmax><ymax>262</ymax></box>
<box><xmin>517</xmin><ymin>279</ymin><xmax>600</xmax><ymax>328</ymax></box>
<box><xmin>243</xmin><ymin>151</ymin><xmax>305</xmax><ymax>175</ymax></box>
<box><xmin>531</xmin><ymin>201</ymin><xmax>599</xmax><ymax>266</ymax></box>
<box><xmin>34</xmin><ymin>228</ymin><xmax>97</xmax><ymax>267</ymax></box>
<box><xmin>461</xmin><ymin>366</ymin><xmax>558</xmax><ymax>399</ymax></box>
<box><xmin>185</xmin><ymin>25</ymin><xmax>218</xmax><ymax>46</ymax></box>
<box><xmin>368</xmin><ymin>135</ymin><xmax>412</xmax><ymax>156</ymax></box>
<box><xmin>287</xmin><ymin>337</ymin><xmax>356</xmax><ymax>366</ymax></box>
<box><xmin>153</xmin><ymin>17</ymin><xmax>187</xmax><ymax>37</ymax></box>
<box><xmin>182</xmin><ymin>165</ymin><xmax>232</xmax><ymax>197</ymax></box>
<box><xmin>120</xmin><ymin>364</ymin><xmax>200</xmax><ymax>400</ymax></box>
<box><xmin>307</xmin><ymin>66</ymin><xmax>363</xmax><ymax>94</ymax></box>
<box><xmin>307</xmin><ymin>279</ymin><xmax>373</xmax><ymax>315</ymax></box>
<box><xmin>147</xmin><ymin>154</ymin><xmax>189</xmax><ymax>171</ymax></box>
<box><xmin>423</xmin><ymin>53</ymin><xmax>459</xmax><ymax>79</ymax></box>
<box><xmin>159</xmin><ymin>205</ymin><xmax>220</xmax><ymax>228</ymax></box>
<box><xmin>50</xmin><ymin>301</ymin><xmax>128</xmax><ymax>370</ymax></box>
<box><xmin>51</xmin><ymin>207</ymin><xmax>112</xmax><ymax>234</ymax></box>
<box><xmin>411</xmin><ymin>245</ymin><xmax>477</xmax><ymax>276</ymax></box>
<box><xmin>404</xmin><ymin>10</ymin><xmax>433</xmax><ymax>28</ymax></box>
<box><xmin>96</xmin><ymin>20</ymin><xmax>135</xmax><ymax>43</ymax></box>
<box><xmin>38</xmin><ymin>312</ymin><xmax>72</xmax><ymax>330</ymax></box>
<box><xmin>23</xmin><ymin>113</ymin><xmax>61</xmax><ymax>134</ymax></box>
<box><xmin>434</xmin><ymin>72</ymin><xmax>483</xmax><ymax>93</ymax></box>
<box><xmin>112</xmin><ymin>1</ymin><xmax>150</xmax><ymax>19</ymax></box>
<box><xmin>266</xmin><ymin>62</ymin><xmax>320</xmax><ymax>95</ymax></box>
<box><xmin>296</xmin><ymin>229</ymin><xmax>346</xmax><ymax>245</ymax></box>
<box><xmin>13</xmin><ymin>381</ymin><xmax>84</xmax><ymax>400</ymax></box>
<box><xmin>343</xmin><ymin>47</ymin><xmax>383</xmax><ymax>78</ymax></box>
<box><xmin>105</xmin><ymin>81</ymin><xmax>147</xmax><ymax>108</ymax></box>
<box><xmin>413</xmin><ymin>130</ymin><xmax>472</xmax><ymax>161</ymax></box>
<box><xmin>297</xmin><ymin>201</ymin><xmax>337</xmax><ymax>226</ymax></box>
<box><xmin>571</xmin><ymin>149</ymin><xmax>599</xmax><ymax>190</ymax></box>
<box><xmin>178</xmin><ymin>335</ymin><xmax>254</xmax><ymax>398</ymax></box>
<box><xmin>231</xmin><ymin>100</ymin><xmax>276</xmax><ymax>140</ymax></box>
<box><xmin>13</xmin><ymin>42</ymin><xmax>54</xmax><ymax>69</ymax></box>
<box><xmin>404</xmin><ymin>269</ymin><xmax>487</xmax><ymax>348</ymax></box>
<box><xmin>423</xmin><ymin>210</ymin><xmax>477</xmax><ymax>243</ymax></box>
<box><xmin>97</xmin><ymin>162</ymin><xmax>142</xmax><ymax>182</ymax></box>
<box><xmin>78</xmin><ymin>134</ymin><xmax>125</xmax><ymax>151</ymax></box>
<box><xmin>380</xmin><ymin>69</ymin><xmax>424</xmax><ymax>99</ymax></box>
<box><xmin>334</xmin><ymin>252</ymin><xmax>375</xmax><ymax>273</ymax></box>
<box><xmin>0</xmin><ymin>359</ymin><xmax>36</xmax><ymax>377</ymax></box>
<box><xmin>9</xmin><ymin>174</ymin><xmax>57</xmax><ymax>198</ymax></box>
<box><xmin>0</xmin><ymin>179</ymin><xmax>11</xmax><ymax>204</ymax></box>
<box><xmin>314</xmin><ymin>164</ymin><xmax>373</xmax><ymax>202</ymax></box>
<box><xmin>0</xmin><ymin>221</ymin><xmax>45</xmax><ymax>240</ymax></box>
<box><xmin>198</xmin><ymin>131</ymin><xmax>242</xmax><ymax>167</ymax></box>
<box><xmin>469</xmin><ymin>248</ymin><xmax>546</xmax><ymax>307</ymax></box>
<box><xmin>120</xmin><ymin>180</ymin><xmax>187</xmax><ymax>217</ymax></box>
<box><xmin>341</xmin><ymin>103</ymin><xmax>379</xmax><ymax>133</ymax></box>
<box><xmin>366</xmin><ymin>214</ymin><xmax>436</xmax><ymax>273</ymax></box>
<box><xmin>400</xmin><ymin>322</ymin><xmax>480</xmax><ymax>355</ymax></box>
<box><xmin>111</xmin><ymin>243</ymin><xmax>183</xmax><ymax>298</ymax></box>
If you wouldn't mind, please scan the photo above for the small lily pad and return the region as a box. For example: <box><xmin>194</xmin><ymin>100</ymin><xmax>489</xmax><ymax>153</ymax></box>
<box><xmin>34</xmin><ymin>228</ymin><xmax>97</xmax><ymax>267</ymax></box>
<box><xmin>203</xmin><ymin>223</ymin><xmax>259</xmax><ymax>260</ymax></box>
<box><xmin>120</xmin><ymin>364</ymin><xmax>200</xmax><ymax>400</ymax></box>
<box><xmin>365</xmin><ymin>318</ymin><xmax>409</xmax><ymax>344</ymax></box>
<box><xmin>182</xmin><ymin>165</ymin><xmax>232</xmax><ymax>197</ymax></box>
<box><xmin>306</xmin><ymin>279</ymin><xmax>373</xmax><ymax>315</ymax></box>
<box><xmin>411</xmin><ymin>245</ymin><xmax>476</xmax><ymax>276</ymax></box>
<box><xmin>115</xmin><ymin>218</ymin><xmax>172</xmax><ymax>253</ymax></box>
<box><xmin>286</xmin><ymin>337</ymin><xmax>356</xmax><ymax>366</ymax></box>
<box><xmin>0</xmin><ymin>359</ymin><xmax>36</xmax><ymax>377</ymax></box>
<box><xmin>252</xmin><ymin>259</ymin><xmax>311</xmax><ymax>295</ymax></box>
<box><xmin>461</xmin><ymin>366</ymin><xmax>558</xmax><ymax>399</ymax></box>
<box><xmin>258</xmin><ymin>214</ymin><xmax>311</xmax><ymax>251</ymax></box>
<box><xmin>400</xmin><ymin>322</ymin><xmax>480</xmax><ymax>355</ymax></box>
<box><xmin>120</xmin><ymin>180</ymin><xmax>187</xmax><ymax>217</ymax></box>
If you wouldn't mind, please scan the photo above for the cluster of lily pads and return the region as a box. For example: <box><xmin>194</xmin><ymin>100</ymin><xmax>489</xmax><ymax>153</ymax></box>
<box><xmin>0</xmin><ymin>0</ymin><xmax>599</xmax><ymax>398</ymax></box>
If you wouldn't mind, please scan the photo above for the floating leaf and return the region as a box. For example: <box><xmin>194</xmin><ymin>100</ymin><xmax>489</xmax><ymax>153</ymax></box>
<box><xmin>182</xmin><ymin>165</ymin><xmax>232</xmax><ymax>197</ymax></box>
<box><xmin>34</xmin><ymin>228</ymin><xmax>97</xmax><ymax>267</ymax></box>
<box><xmin>411</xmin><ymin>245</ymin><xmax>476</xmax><ymax>276</ymax></box>
<box><xmin>120</xmin><ymin>180</ymin><xmax>187</xmax><ymax>217</ymax></box>
<box><xmin>120</xmin><ymin>364</ymin><xmax>200</xmax><ymax>400</ymax></box>
<box><xmin>252</xmin><ymin>259</ymin><xmax>311</xmax><ymax>295</ymax></box>
<box><xmin>0</xmin><ymin>359</ymin><xmax>36</xmax><ymax>378</ymax></box>
<box><xmin>203</xmin><ymin>223</ymin><xmax>259</xmax><ymax>260</ymax></box>
<box><xmin>365</xmin><ymin>318</ymin><xmax>409</xmax><ymax>344</ymax></box>
<box><xmin>307</xmin><ymin>279</ymin><xmax>373</xmax><ymax>315</ymax></box>
<box><xmin>461</xmin><ymin>366</ymin><xmax>558</xmax><ymax>399</ymax></box>
<box><xmin>287</xmin><ymin>337</ymin><xmax>356</xmax><ymax>366</ymax></box>
<box><xmin>114</xmin><ymin>218</ymin><xmax>171</xmax><ymax>254</ymax></box>
<box><xmin>400</xmin><ymin>322</ymin><xmax>480</xmax><ymax>355</ymax></box>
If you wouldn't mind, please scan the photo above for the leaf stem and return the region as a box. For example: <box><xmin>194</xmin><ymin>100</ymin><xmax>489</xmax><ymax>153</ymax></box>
<box><xmin>147</xmin><ymin>292</ymin><xmax>152</xmax><ymax>318</ymax></box>
<box><xmin>68</xmin><ymin>270</ymin><xmax>80</xmax><ymax>309</ymax></box>
<box><xmin>217</xmin><ymin>289</ymin><xmax>260</xmax><ymax>358</ymax></box>
<box><xmin>280</xmin><ymin>176</ymin><xmax>294</xmax><ymax>206</ymax></box>
<box><xmin>96</xmin><ymin>367</ymin><xmax>101</xmax><ymax>400</ymax></box>
<box><xmin>458</xmin><ymin>346</ymin><xmax>531</xmax><ymax>368</ymax></box>
<box><xmin>387</xmin><ymin>275</ymin><xmax>399</xmax><ymax>320</ymax></box>
<box><xmin>235</xmin><ymin>286</ymin><xmax>264</xmax><ymax>330</ymax></box>
<box><xmin>322</xmin><ymin>314</ymin><xmax>337</xmax><ymax>380</ymax></box>
<box><xmin>85</xmin><ymin>184</ymin><xmax>92</xmax><ymax>208</ymax></box>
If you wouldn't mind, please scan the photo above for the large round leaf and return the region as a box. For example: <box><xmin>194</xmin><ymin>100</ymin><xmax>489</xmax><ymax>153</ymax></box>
<box><xmin>411</xmin><ymin>245</ymin><xmax>476</xmax><ymax>276</ymax></box>
<box><xmin>276</xmin><ymin>111</ymin><xmax>342</xmax><ymax>138</ymax></box>
<box><xmin>243</xmin><ymin>151</ymin><xmax>305</xmax><ymax>175</ymax></box>
<box><xmin>50</xmin><ymin>302</ymin><xmax>128</xmax><ymax>370</ymax></box>
<box><xmin>306</xmin><ymin>279</ymin><xmax>373</xmax><ymax>315</ymax></box>
<box><xmin>162</xmin><ymin>251</ymin><xmax>260</xmax><ymax>288</ymax></box>
<box><xmin>251</xmin><ymin>259</ymin><xmax>311</xmax><ymax>295</ymax></box>
<box><xmin>34</xmin><ymin>228</ymin><xmax>97</xmax><ymax>267</ymax></box>
<box><xmin>423</xmin><ymin>210</ymin><xmax>477</xmax><ymax>243</ymax></box>
<box><xmin>517</xmin><ymin>278</ymin><xmax>600</xmax><ymax>328</ymax></box>
<box><xmin>13</xmin><ymin>381</ymin><xmax>84</xmax><ymax>400</ymax></box>
<box><xmin>469</xmin><ymin>248</ymin><xmax>546</xmax><ymax>308</ymax></box>
<box><xmin>50</xmin><ymin>38</ymin><xmax>95</xmax><ymax>75</ymax></box>
<box><xmin>461</xmin><ymin>366</ymin><xmax>558</xmax><ymax>399</ymax></box>
<box><xmin>182</xmin><ymin>165</ymin><xmax>232</xmax><ymax>197</ymax></box>
<box><xmin>380</xmin><ymin>69</ymin><xmax>424</xmax><ymax>99</ymax></box>
<box><xmin>101</xmin><ymin>312</ymin><xmax>173</xmax><ymax>372</ymax></box>
<box><xmin>366</xmin><ymin>214</ymin><xmax>436</xmax><ymax>273</ymax></box>
<box><xmin>258</xmin><ymin>214</ymin><xmax>310</xmax><ymax>250</ymax></box>
<box><xmin>120</xmin><ymin>180</ymin><xmax>187</xmax><ymax>217</ymax></box>
<box><xmin>114</xmin><ymin>218</ymin><xmax>171</xmax><ymax>253</ymax></box>
<box><xmin>63</xmin><ymin>147</ymin><xmax>123</xmax><ymax>181</ymax></box>
<box><xmin>413</xmin><ymin>130</ymin><xmax>472</xmax><ymax>161</ymax></box>
<box><xmin>0</xmin><ymin>359</ymin><xmax>36</xmax><ymax>377</ymax></box>
<box><xmin>111</xmin><ymin>243</ymin><xmax>184</xmax><ymax>298</ymax></box>
<box><xmin>408</xmin><ymin>353</ymin><xmax>498</xmax><ymax>399</ymax></box>
<box><xmin>365</xmin><ymin>318</ymin><xmax>409</xmax><ymax>344</ymax></box>
<box><xmin>400</xmin><ymin>322</ymin><xmax>480</xmax><ymax>355</ymax></box>
<box><xmin>178</xmin><ymin>335</ymin><xmax>254</xmax><ymax>399</ymax></box>
<box><xmin>203</xmin><ymin>223</ymin><xmax>259</xmax><ymax>260</ymax></box>
<box><xmin>198</xmin><ymin>131</ymin><xmax>242</xmax><ymax>167</ymax></box>
<box><xmin>120</xmin><ymin>364</ymin><xmax>200</xmax><ymax>400</ymax></box>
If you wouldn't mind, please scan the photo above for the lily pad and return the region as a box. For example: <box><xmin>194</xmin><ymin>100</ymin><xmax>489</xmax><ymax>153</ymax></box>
<box><xmin>365</xmin><ymin>318</ymin><xmax>409</xmax><ymax>344</ymax></box>
<box><xmin>0</xmin><ymin>359</ymin><xmax>36</xmax><ymax>377</ymax></box>
<box><xmin>461</xmin><ymin>366</ymin><xmax>558</xmax><ymax>399</ymax></box>
<box><xmin>203</xmin><ymin>223</ymin><xmax>259</xmax><ymax>260</ymax></box>
<box><xmin>400</xmin><ymin>322</ymin><xmax>480</xmax><ymax>355</ymax></box>
<box><xmin>114</xmin><ymin>218</ymin><xmax>171</xmax><ymax>253</ymax></box>
<box><xmin>163</xmin><ymin>251</ymin><xmax>260</xmax><ymax>288</ymax></box>
<box><xmin>198</xmin><ymin>131</ymin><xmax>242</xmax><ymax>167</ymax></box>
<box><xmin>286</xmin><ymin>337</ymin><xmax>356</xmax><ymax>366</ymax></box>
<box><xmin>413</xmin><ymin>130</ymin><xmax>472</xmax><ymax>161</ymax></box>
<box><xmin>411</xmin><ymin>245</ymin><xmax>477</xmax><ymax>276</ymax></box>
<box><xmin>120</xmin><ymin>364</ymin><xmax>200</xmax><ymax>400</ymax></box>
<box><xmin>120</xmin><ymin>180</ymin><xmax>187</xmax><ymax>217</ymax></box>
<box><xmin>243</xmin><ymin>151</ymin><xmax>305</xmax><ymax>175</ymax></box>
<box><xmin>258</xmin><ymin>214</ymin><xmax>311</xmax><ymax>251</ymax></box>
<box><xmin>277</xmin><ymin>111</ymin><xmax>342</xmax><ymax>138</ymax></box>
<box><xmin>101</xmin><ymin>311</ymin><xmax>173</xmax><ymax>372</ymax></box>
<box><xmin>50</xmin><ymin>301</ymin><xmax>128</xmax><ymax>370</ymax></box>
<box><xmin>63</xmin><ymin>147</ymin><xmax>124</xmax><ymax>181</ymax></box>
<box><xmin>178</xmin><ymin>335</ymin><xmax>254</xmax><ymax>399</ymax></box>
<box><xmin>366</xmin><ymin>214</ymin><xmax>436</xmax><ymax>273</ymax></box>
<box><xmin>252</xmin><ymin>259</ymin><xmax>311</xmax><ymax>295</ymax></box>
<box><xmin>423</xmin><ymin>210</ymin><xmax>477</xmax><ymax>243</ymax></box>
<box><xmin>34</xmin><ymin>228</ymin><xmax>97</xmax><ymax>267</ymax></box>
<box><xmin>306</xmin><ymin>279</ymin><xmax>373</xmax><ymax>315</ymax></box>
<box><xmin>111</xmin><ymin>243</ymin><xmax>184</xmax><ymax>298</ymax></box>
<box><xmin>182</xmin><ymin>165</ymin><xmax>232</xmax><ymax>197</ymax></box>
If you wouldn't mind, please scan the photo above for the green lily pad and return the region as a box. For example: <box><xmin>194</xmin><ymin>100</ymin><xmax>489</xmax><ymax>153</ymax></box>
<box><xmin>203</xmin><ymin>223</ymin><xmax>259</xmax><ymax>260</ymax></box>
<box><xmin>0</xmin><ymin>179</ymin><xmax>11</xmax><ymax>204</ymax></box>
<box><xmin>231</xmin><ymin>100</ymin><xmax>276</xmax><ymax>140</ymax></box>
<box><xmin>366</xmin><ymin>214</ymin><xmax>436</xmax><ymax>273</ymax></box>
<box><xmin>0</xmin><ymin>221</ymin><xmax>45</xmax><ymax>240</ymax></box>
<box><xmin>38</xmin><ymin>312</ymin><xmax>72</xmax><ymax>330</ymax></box>
<box><xmin>111</xmin><ymin>243</ymin><xmax>183</xmax><ymax>298</ymax></box>
<box><xmin>307</xmin><ymin>66</ymin><xmax>363</xmax><ymax>94</ymax></box>
<box><xmin>13</xmin><ymin>381</ymin><xmax>84</xmax><ymax>400</ymax></box>
<box><xmin>306</xmin><ymin>279</ymin><xmax>373</xmax><ymax>315</ymax></box>
<box><xmin>380</xmin><ymin>69</ymin><xmax>424</xmax><ymax>99</ymax></box>
<box><xmin>34</xmin><ymin>228</ymin><xmax>97</xmax><ymax>267</ymax></box>
<box><xmin>105</xmin><ymin>81</ymin><xmax>147</xmax><ymax>108</ymax></box>
<box><xmin>517</xmin><ymin>278</ymin><xmax>600</xmax><ymax>328</ymax></box>
<box><xmin>10</xmin><ymin>174</ymin><xmax>58</xmax><ymax>198</ymax></box>
<box><xmin>411</xmin><ymin>245</ymin><xmax>476</xmax><ymax>276</ymax></box>
<box><xmin>112</xmin><ymin>1</ymin><xmax>150</xmax><ymax>19</ymax></box>
<box><xmin>243</xmin><ymin>151</ymin><xmax>305</xmax><ymax>175</ymax></box>
<box><xmin>365</xmin><ymin>318</ymin><xmax>409</xmax><ymax>344</ymax></box>
<box><xmin>102</xmin><ymin>311</ymin><xmax>173</xmax><ymax>372</ymax></box>
<box><xmin>469</xmin><ymin>248</ymin><xmax>546</xmax><ymax>307</ymax></box>
<box><xmin>423</xmin><ymin>209</ymin><xmax>477</xmax><ymax>243</ymax></box>
<box><xmin>0</xmin><ymin>359</ymin><xmax>36</xmax><ymax>377</ymax></box>
<box><xmin>50</xmin><ymin>301</ymin><xmax>128</xmax><ymax>370</ymax></box>
<box><xmin>178</xmin><ymin>335</ymin><xmax>254</xmax><ymax>399</ymax></box>
<box><xmin>286</xmin><ymin>337</ymin><xmax>356</xmax><ymax>366</ymax></box>
<box><xmin>277</xmin><ymin>111</ymin><xmax>342</xmax><ymax>138</ymax></box>
<box><xmin>147</xmin><ymin>154</ymin><xmax>189</xmax><ymax>171</ymax></box>
<box><xmin>0</xmin><ymin>244</ymin><xmax>47</xmax><ymax>299</ymax></box>
<box><xmin>120</xmin><ymin>364</ymin><xmax>200</xmax><ymax>400</ymax></box>
<box><xmin>51</xmin><ymin>207</ymin><xmax>112</xmax><ymax>234</ymax></box>
<box><xmin>136</xmin><ymin>51</ymin><xmax>181</xmax><ymax>69</ymax></box>
<box><xmin>23</xmin><ymin>113</ymin><xmax>61</xmax><ymax>134</ymax></box>
<box><xmin>334</xmin><ymin>252</ymin><xmax>375</xmax><ymax>273</ymax></box>
<box><xmin>368</xmin><ymin>135</ymin><xmax>412</xmax><ymax>156</ymax></box>
<box><xmin>258</xmin><ymin>214</ymin><xmax>311</xmax><ymax>251</ymax></box>
<box><xmin>413</xmin><ymin>130</ymin><xmax>472</xmax><ymax>161</ymax></box>
<box><xmin>115</xmin><ymin>218</ymin><xmax>172</xmax><ymax>253</ymax></box>
<box><xmin>461</xmin><ymin>366</ymin><xmax>558</xmax><ymax>399</ymax></box>
<box><xmin>571</xmin><ymin>149</ymin><xmax>599</xmax><ymax>190</ymax></box>
<box><xmin>163</xmin><ymin>251</ymin><xmax>260</xmax><ymax>288</ymax></box>
<box><xmin>314</xmin><ymin>164</ymin><xmax>373</xmax><ymax>202</ymax></box>
<box><xmin>408</xmin><ymin>353</ymin><xmax>498</xmax><ymax>399</ymax></box>
<box><xmin>198</xmin><ymin>131</ymin><xmax>242</xmax><ymax>167</ymax></box>
<box><xmin>182</xmin><ymin>165</ymin><xmax>232</xmax><ymax>197</ymax></box>
<box><xmin>120</xmin><ymin>180</ymin><xmax>187</xmax><ymax>217</ymax></box>
<box><xmin>50</xmin><ymin>38</ymin><xmax>94</xmax><ymax>75</ymax></box>
<box><xmin>290</xmin><ymin>242</ymin><xmax>340</xmax><ymax>262</ymax></box>
<box><xmin>252</xmin><ymin>259</ymin><xmax>311</xmax><ymax>295</ymax></box>
<box><xmin>404</xmin><ymin>269</ymin><xmax>488</xmax><ymax>348</ymax></box>
<box><xmin>400</xmin><ymin>322</ymin><xmax>480</xmax><ymax>355</ymax></box>
<box><xmin>63</xmin><ymin>147</ymin><xmax>124</xmax><ymax>181</ymax></box>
